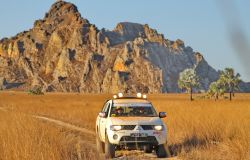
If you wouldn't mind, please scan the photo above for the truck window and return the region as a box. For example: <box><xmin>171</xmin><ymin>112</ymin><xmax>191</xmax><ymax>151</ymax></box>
<box><xmin>102</xmin><ymin>102</ymin><xmax>111</xmax><ymax>116</ymax></box>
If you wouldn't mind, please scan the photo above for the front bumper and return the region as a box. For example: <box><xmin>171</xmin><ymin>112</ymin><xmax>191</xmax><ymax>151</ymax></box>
<box><xmin>107</xmin><ymin>129</ymin><xmax>167</xmax><ymax>145</ymax></box>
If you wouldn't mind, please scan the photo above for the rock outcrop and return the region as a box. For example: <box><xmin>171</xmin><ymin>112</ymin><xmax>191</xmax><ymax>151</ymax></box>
<box><xmin>0</xmin><ymin>1</ymin><xmax>249</xmax><ymax>93</ymax></box>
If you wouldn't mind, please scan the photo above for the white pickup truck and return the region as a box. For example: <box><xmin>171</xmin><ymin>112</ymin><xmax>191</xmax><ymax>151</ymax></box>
<box><xmin>96</xmin><ymin>93</ymin><xmax>167</xmax><ymax>158</ymax></box>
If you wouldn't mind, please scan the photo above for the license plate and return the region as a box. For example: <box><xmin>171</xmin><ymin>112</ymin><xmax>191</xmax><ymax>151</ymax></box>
<box><xmin>130</xmin><ymin>133</ymin><xmax>148</xmax><ymax>137</ymax></box>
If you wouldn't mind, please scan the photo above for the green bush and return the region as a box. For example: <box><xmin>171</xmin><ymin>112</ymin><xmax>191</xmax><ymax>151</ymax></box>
<box><xmin>28</xmin><ymin>87</ymin><xmax>44</xmax><ymax>95</ymax></box>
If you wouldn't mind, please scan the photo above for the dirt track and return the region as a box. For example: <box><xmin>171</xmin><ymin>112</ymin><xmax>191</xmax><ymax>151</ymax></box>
<box><xmin>34</xmin><ymin>115</ymin><xmax>176</xmax><ymax>159</ymax></box>
<box><xmin>0</xmin><ymin>107</ymin><xmax>176</xmax><ymax>159</ymax></box>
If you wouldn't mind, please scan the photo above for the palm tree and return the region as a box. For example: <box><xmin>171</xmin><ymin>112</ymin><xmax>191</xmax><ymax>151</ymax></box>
<box><xmin>207</xmin><ymin>81</ymin><xmax>225</xmax><ymax>100</ymax></box>
<box><xmin>218</xmin><ymin>68</ymin><xmax>241</xmax><ymax>101</ymax></box>
<box><xmin>178</xmin><ymin>68</ymin><xmax>200</xmax><ymax>101</ymax></box>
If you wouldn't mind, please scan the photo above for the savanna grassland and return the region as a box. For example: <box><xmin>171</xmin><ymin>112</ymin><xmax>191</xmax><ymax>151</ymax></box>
<box><xmin>0</xmin><ymin>92</ymin><xmax>249</xmax><ymax>160</ymax></box>
<box><xmin>0</xmin><ymin>108</ymin><xmax>98</xmax><ymax>160</ymax></box>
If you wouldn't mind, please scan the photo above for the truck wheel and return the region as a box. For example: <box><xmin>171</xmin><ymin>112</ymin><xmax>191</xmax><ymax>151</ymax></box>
<box><xmin>144</xmin><ymin>145</ymin><xmax>152</xmax><ymax>153</ymax></box>
<box><xmin>96</xmin><ymin>135</ymin><xmax>104</xmax><ymax>153</ymax></box>
<box><xmin>156</xmin><ymin>144</ymin><xmax>167</xmax><ymax>158</ymax></box>
<box><xmin>105</xmin><ymin>134</ymin><xmax>115</xmax><ymax>158</ymax></box>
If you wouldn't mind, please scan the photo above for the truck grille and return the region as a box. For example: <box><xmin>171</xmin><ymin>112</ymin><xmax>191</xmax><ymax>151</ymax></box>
<box><xmin>141</xmin><ymin>125</ymin><xmax>154</xmax><ymax>130</ymax></box>
<box><xmin>122</xmin><ymin>125</ymin><xmax>136</xmax><ymax>130</ymax></box>
<box><xmin>120</xmin><ymin>136</ymin><xmax>157</xmax><ymax>143</ymax></box>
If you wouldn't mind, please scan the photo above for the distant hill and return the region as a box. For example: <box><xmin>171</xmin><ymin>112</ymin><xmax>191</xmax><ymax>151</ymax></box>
<box><xmin>0</xmin><ymin>1</ymin><xmax>249</xmax><ymax>93</ymax></box>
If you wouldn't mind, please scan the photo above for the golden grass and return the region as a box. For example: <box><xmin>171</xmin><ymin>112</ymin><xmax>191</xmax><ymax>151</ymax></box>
<box><xmin>0</xmin><ymin>110</ymin><xmax>98</xmax><ymax>160</ymax></box>
<box><xmin>0</xmin><ymin>92</ymin><xmax>109</xmax><ymax>130</ymax></box>
<box><xmin>0</xmin><ymin>92</ymin><xmax>250</xmax><ymax>159</ymax></box>
<box><xmin>150</xmin><ymin>94</ymin><xmax>250</xmax><ymax>159</ymax></box>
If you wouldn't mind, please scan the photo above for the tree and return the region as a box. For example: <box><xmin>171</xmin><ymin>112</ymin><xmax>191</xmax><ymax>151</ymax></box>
<box><xmin>178</xmin><ymin>68</ymin><xmax>200</xmax><ymax>101</ymax></box>
<box><xmin>207</xmin><ymin>81</ymin><xmax>225</xmax><ymax>100</ymax></box>
<box><xmin>218</xmin><ymin>68</ymin><xmax>241</xmax><ymax>101</ymax></box>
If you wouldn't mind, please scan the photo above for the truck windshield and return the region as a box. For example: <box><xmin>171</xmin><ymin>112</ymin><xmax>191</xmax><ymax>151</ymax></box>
<box><xmin>110</xmin><ymin>103</ymin><xmax>158</xmax><ymax>117</ymax></box>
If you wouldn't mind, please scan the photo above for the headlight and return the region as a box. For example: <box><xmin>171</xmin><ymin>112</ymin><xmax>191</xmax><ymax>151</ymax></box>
<box><xmin>110</xmin><ymin>125</ymin><xmax>122</xmax><ymax>131</ymax></box>
<box><xmin>154</xmin><ymin>125</ymin><xmax>163</xmax><ymax>131</ymax></box>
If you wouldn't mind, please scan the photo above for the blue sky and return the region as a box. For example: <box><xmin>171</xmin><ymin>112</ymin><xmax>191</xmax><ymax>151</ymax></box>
<box><xmin>0</xmin><ymin>0</ymin><xmax>249</xmax><ymax>81</ymax></box>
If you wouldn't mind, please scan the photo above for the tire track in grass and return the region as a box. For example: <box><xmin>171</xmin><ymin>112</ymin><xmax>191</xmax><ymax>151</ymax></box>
<box><xmin>34</xmin><ymin>115</ymin><xmax>174</xmax><ymax>159</ymax></box>
<box><xmin>0</xmin><ymin>107</ymin><xmax>176</xmax><ymax>159</ymax></box>
<box><xmin>0</xmin><ymin>107</ymin><xmax>104</xmax><ymax>159</ymax></box>
<box><xmin>33</xmin><ymin>115</ymin><xmax>96</xmax><ymax>136</ymax></box>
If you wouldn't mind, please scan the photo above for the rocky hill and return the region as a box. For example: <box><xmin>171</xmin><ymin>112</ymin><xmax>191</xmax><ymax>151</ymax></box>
<box><xmin>0</xmin><ymin>1</ymin><xmax>249</xmax><ymax>93</ymax></box>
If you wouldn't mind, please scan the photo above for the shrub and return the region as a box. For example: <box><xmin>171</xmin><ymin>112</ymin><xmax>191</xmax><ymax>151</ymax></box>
<box><xmin>28</xmin><ymin>87</ymin><xmax>44</xmax><ymax>95</ymax></box>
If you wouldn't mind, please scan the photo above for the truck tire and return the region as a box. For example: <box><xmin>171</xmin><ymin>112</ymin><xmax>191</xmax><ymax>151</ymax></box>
<box><xmin>105</xmin><ymin>134</ymin><xmax>115</xmax><ymax>158</ymax></box>
<box><xmin>156</xmin><ymin>144</ymin><xmax>167</xmax><ymax>158</ymax></box>
<box><xmin>144</xmin><ymin>145</ymin><xmax>152</xmax><ymax>153</ymax></box>
<box><xmin>96</xmin><ymin>134</ymin><xmax>104</xmax><ymax>153</ymax></box>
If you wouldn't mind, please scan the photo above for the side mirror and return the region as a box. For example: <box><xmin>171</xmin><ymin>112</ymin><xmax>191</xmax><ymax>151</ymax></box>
<box><xmin>99</xmin><ymin>112</ymin><xmax>107</xmax><ymax>118</ymax></box>
<box><xmin>159</xmin><ymin>112</ymin><xmax>166</xmax><ymax>118</ymax></box>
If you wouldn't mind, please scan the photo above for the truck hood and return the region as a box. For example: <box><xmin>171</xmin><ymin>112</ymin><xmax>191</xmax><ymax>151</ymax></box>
<box><xmin>109</xmin><ymin>117</ymin><xmax>162</xmax><ymax>125</ymax></box>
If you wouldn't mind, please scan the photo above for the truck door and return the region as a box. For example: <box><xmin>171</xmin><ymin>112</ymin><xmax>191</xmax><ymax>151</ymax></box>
<box><xmin>99</xmin><ymin>101</ymin><xmax>111</xmax><ymax>141</ymax></box>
